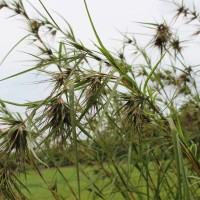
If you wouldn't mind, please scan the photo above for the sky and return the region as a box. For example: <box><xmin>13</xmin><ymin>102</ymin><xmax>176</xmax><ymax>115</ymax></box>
<box><xmin>0</xmin><ymin>0</ymin><xmax>199</xmax><ymax>112</ymax></box>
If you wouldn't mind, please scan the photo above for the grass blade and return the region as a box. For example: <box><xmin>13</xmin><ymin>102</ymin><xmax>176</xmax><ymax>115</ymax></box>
<box><xmin>69</xmin><ymin>81</ymin><xmax>81</xmax><ymax>200</ymax></box>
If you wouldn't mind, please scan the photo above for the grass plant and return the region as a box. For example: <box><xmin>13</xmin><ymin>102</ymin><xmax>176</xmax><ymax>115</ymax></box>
<box><xmin>1</xmin><ymin>0</ymin><xmax>200</xmax><ymax>199</ymax></box>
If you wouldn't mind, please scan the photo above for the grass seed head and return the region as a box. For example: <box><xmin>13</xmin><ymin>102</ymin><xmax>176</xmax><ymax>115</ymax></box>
<box><xmin>84</xmin><ymin>75</ymin><xmax>104</xmax><ymax>108</ymax></box>
<box><xmin>170</xmin><ymin>38</ymin><xmax>182</xmax><ymax>54</ymax></box>
<box><xmin>40</xmin><ymin>98</ymin><xmax>72</xmax><ymax>145</ymax></box>
<box><xmin>120</xmin><ymin>93</ymin><xmax>150</xmax><ymax>131</ymax></box>
<box><xmin>176</xmin><ymin>6</ymin><xmax>189</xmax><ymax>17</ymax></box>
<box><xmin>0</xmin><ymin>161</ymin><xmax>27</xmax><ymax>199</ymax></box>
<box><xmin>153</xmin><ymin>23</ymin><xmax>172</xmax><ymax>53</ymax></box>
<box><xmin>0</xmin><ymin>118</ymin><xmax>29</xmax><ymax>171</ymax></box>
<box><xmin>30</xmin><ymin>21</ymin><xmax>42</xmax><ymax>34</ymax></box>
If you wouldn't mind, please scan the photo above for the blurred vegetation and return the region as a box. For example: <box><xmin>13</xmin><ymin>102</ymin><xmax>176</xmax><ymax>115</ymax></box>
<box><xmin>1</xmin><ymin>0</ymin><xmax>200</xmax><ymax>199</ymax></box>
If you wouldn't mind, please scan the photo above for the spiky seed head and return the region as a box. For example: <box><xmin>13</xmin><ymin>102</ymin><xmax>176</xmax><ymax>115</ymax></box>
<box><xmin>30</xmin><ymin>21</ymin><xmax>42</xmax><ymax>34</ymax></box>
<box><xmin>170</xmin><ymin>39</ymin><xmax>182</xmax><ymax>54</ymax></box>
<box><xmin>153</xmin><ymin>23</ymin><xmax>172</xmax><ymax>53</ymax></box>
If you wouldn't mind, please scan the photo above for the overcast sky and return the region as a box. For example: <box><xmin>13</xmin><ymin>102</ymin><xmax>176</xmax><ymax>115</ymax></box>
<box><xmin>0</xmin><ymin>0</ymin><xmax>199</xmax><ymax>112</ymax></box>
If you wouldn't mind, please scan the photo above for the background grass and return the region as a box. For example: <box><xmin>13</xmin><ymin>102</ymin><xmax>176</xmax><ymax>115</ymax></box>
<box><xmin>21</xmin><ymin>167</ymin><xmax>89</xmax><ymax>200</ymax></box>
<box><xmin>1</xmin><ymin>0</ymin><xmax>200</xmax><ymax>199</ymax></box>
<box><xmin>20</xmin><ymin>163</ymin><xmax>192</xmax><ymax>200</ymax></box>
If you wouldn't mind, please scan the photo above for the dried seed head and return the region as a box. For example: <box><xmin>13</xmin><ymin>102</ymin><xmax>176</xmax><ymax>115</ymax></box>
<box><xmin>119</xmin><ymin>53</ymin><xmax>124</xmax><ymax>60</ymax></box>
<box><xmin>0</xmin><ymin>161</ymin><xmax>27</xmax><ymax>199</ymax></box>
<box><xmin>30</xmin><ymin>21</ymin><xmax>42</xmax><ymax>34</ymax></box>
<box><xmin>120</xmin><ymin>93</ymin><xmax>150</xmax><ymax>130</ymax></box>
<box><xmin>153</xmin><ymin>23</ymin><xmax>172</xmax><ymax>53</ymax></box>
<box><xmin>47</xmin><ymin>70</ymin><xmax>72</xmax><ymax>94</ymax></box>
<box><xmin>85</xmin><ymin>76</ymin><xmax>102</xmax><ymax>99</ymax></box>
<box><xmin>126</xmin><ymin>38</ymin><xmax>133</xmax><ymax>44</ymax></box>
<box><xmin>81</xmin><ymin>75</ymin><xmax>106</xmax><ymax>111</ymax></box>
<box><xmin>170</xmin><ymin>38</ymin><xmax>182</xmax><ymax>54</ymax></box>
<box><xmin>190</xmin><ymin>10</ymin><xmax>198</xmax><ymax>21</ymax></box>
<box><xmin>177</xmin><ymin>6</ymin><xmax>189</xmax><ymax>17</ymax></box>
<box><xmin>12</xmin><ymin>1</ymin><xmax>24</xmax><ymax>15</ymax></box>
<box><xmin>51</xmin><ymin>30</ymin><xmax>57</xmax><ymax>37</ymax></box>
<box><xmin>49</xmin><ymin>98</ymin><xmax>71</xmax><ymax>130</ymax></box>
<box><xmin>179</xmin><ymin>73</ymin><xmax>190</xmax><ymax>83</ymax></box>
<box><xmin>40</xmin><ymin>98</ymin><xmax>72</xmax><ymax>145</ymax></box>
<box><xmin>186</xmin><ymin>66</ymin><xmax>192</xmax><ymax>73</ymax></box>
<box><xmin>0</xmin><ymin>120</ymin><xmax>29</xmax><ymax>168</ymax></box>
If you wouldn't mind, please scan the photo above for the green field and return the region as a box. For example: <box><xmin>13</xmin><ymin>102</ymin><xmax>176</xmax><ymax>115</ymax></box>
<box><xmin>21</xmin><ymin>167</ymin><xmax>90</xmax><ymax>200</ymax></box>
<box><xmin>20</xmin><ymin>165</ymin><xmax>150</xmax><ymax>200</ymax></box>
<box><xmin>20</xmin><ymin>166</ymin><xmax>127</xmax><ymax>200</ymax></box>
<box><xmin>20</xmin><ymin>164</ymin><xmax>183</xmax><ymax>200</ymax></box>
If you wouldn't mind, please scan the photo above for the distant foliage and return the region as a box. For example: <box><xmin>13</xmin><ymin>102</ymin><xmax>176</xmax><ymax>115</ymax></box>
<box><xmin>0</xmin><ymin>0</ymin><xmax>200</xmax><ymax>199</ymax></box>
